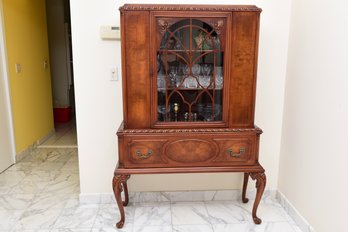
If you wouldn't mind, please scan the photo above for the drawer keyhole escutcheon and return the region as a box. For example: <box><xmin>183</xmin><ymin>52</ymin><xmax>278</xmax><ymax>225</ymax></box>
<box><xmin>135</xmin><ymin>149</ymin><xmax>153</xmax><ymax>159</ymax></box>
<box><xmin>227</xmin><ymin>147</ymin><xmax>245</xmax><ymax>158</ymax></box>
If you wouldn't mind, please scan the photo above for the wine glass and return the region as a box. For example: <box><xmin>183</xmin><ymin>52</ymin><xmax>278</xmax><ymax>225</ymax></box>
<box><xmin>168</xmin><ymin>66</ymin><xmax>178</xmax><ymax>88</ymax></box>
<box><xmin>201</xmin><ymin>64</ymin><xmax>211</xmax><ymax>88</ymax></box>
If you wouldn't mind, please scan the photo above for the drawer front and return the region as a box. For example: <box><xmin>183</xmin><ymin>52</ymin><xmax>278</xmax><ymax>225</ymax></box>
<box><xmin>213</xmin><ymin>138</ymin><xmax>256</xmax><ymax>165</ymax></box>
<box><xmin>127</xmin><ymin>139</ymin><xmax>168</xmax><ymax>166</ymax></box>
<box><xmin>120</xmin><ymin>134</ymin><xmax>258</xmax><ymax>168</ymax></box>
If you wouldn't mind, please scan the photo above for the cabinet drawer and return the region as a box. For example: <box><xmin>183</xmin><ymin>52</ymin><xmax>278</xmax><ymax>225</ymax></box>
<box><xmin>126</xmin><ymin>139</ymin><xmax>168</xmax><ymax>166</ymax></box>
<box><xmin>213</xmin><ymin>138</ymin><xmax>255</xmax><ymax>164</ymax></box>
<box><xmin>120</xmin><ymin>133</ymin><xmax>259</xmax><ymax>168</ymax></box>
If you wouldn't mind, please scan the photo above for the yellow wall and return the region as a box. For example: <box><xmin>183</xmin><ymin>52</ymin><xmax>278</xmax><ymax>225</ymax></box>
<box><xmin>2</xmin><ymin>0</ymin><xmax>54</xmax><ymax>154</ymax></box>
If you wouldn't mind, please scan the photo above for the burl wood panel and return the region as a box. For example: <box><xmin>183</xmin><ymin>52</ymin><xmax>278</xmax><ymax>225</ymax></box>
<box><xmin>229</xmin><ymin>12</ymin><xmax>260</xmax><ymax>127</ymax></box>
<box><xmin>122</xmin><ymin>11</ymin><xmax>151</xmax><ymax>129</ymax></box>
<box><xmin>165</xmin><ymin>139</ymin><xmax>218</xmax><ymax>163</ymax></box>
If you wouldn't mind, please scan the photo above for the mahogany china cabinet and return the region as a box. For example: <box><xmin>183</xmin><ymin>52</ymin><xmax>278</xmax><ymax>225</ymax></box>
<box><xmin>113</xmin><ymin>4</ymin><xmax>266</xmax><ymax>228</ymax></box>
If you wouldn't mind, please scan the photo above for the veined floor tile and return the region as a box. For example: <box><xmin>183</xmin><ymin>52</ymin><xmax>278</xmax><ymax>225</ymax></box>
<box><xmin>93</xmin><ymin>204</ymin><xmax>135</xmax><ymax>228</ymax></box>
<box><xmin>212</xmin><ymin>222</ymin><xmax>298</xmax><ymax>232</ymax></box>
<box><xmin>173</xmin><ymin>224</ymin><xmax>214</xmax><ymax>232</ymax></box>
<box><xmin>133</xmin><ymin>225</ymin><xmax>172</xmax><ymax>232</ymax></box>
<box><xmin>27</xmin><ymin>193</ymin><xmax>71</xmax><ymax>210</ymax></box>
<box><xmin>134</xmin><ymin>203</ymin><xmax>171</xmax><ymax>226</ymax></box>
<box><xmin>239</xmin><ymin>201</ymin><xmax>290</xmax><ymax>223</ymax></box>
<box><xmin>14</xmin><ymin>208</ymin><xmax>63</xmax><ymax>230</ymax></box>
<box><xmin>171</xmin><ymin>202</ymin><xmax>210</xmax><ymax>225</ymax></box>
<box><xmin>0</xmin><ymin>210</ymin><xmax>24</xmax><ymax>230</ymax></box>
<box><xmin>53</xmin><ymin>204</ymin><xmax>99</xmax><ymax>229</ymax></box>
<box><xmin>205</xmin><ymin>201</ymin><xmax>250</xmax><ymax>224</ymax></box>
<box><xmin>0</xmin><ymin>194</ymin><xmax>35</xmax><ymax>210</ymax></box>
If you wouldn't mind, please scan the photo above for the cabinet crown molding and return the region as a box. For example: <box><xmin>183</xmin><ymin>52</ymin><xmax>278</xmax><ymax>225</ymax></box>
<box><xmin>120</xmin><ymin>4</ymin><xmax>262</xmax><ymax>12</ymax></box>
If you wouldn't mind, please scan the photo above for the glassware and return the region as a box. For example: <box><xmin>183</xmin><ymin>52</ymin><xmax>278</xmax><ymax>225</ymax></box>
<box><xmin>168</xmin><ymin>66</ymin><xmax>178</xmax><ymax>88</ymax></box>
<box><xmin>197</xmin><ymin>104</ymin><xmax>222</xmax><ymax>121</ymax></box>
<box><xmin>192</xmin><ymin>64</ymin><xmax>201</xmax><ymax>76</ymax></box>
<box><xmin>215</xmin><ymin>67</ymin><xmax>223</xmax><ymax>89</ymax></box>
<box><xmin>201</xmin><ymin>64</ymin><xmax>211</xmax><ymax>88</ymax></box>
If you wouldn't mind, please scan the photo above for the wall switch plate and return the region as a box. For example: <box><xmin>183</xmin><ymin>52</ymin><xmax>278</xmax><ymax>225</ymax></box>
<box><xmin>15</xmin><ymin>63</ymin><xmax>21</xmax><ymax>73</ymax></box>
<box><xmin>43</xmin><ymin>60</ymin><xmax>48</xmax><ymax>70</ymax></box>
<box><xmin>110</xmin><ymin>67</ymin><xmax>118</xmax><ymax>81</ymax></box>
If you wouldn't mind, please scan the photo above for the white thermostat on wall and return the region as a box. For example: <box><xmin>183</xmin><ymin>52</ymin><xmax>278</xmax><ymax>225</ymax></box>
<box><xmin>100</xmin><ymin>25</ymin><xmax>120</xmax><ymax>40</ymax></box>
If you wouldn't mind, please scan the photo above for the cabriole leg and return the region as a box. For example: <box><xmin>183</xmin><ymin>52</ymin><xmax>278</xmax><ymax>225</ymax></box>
<box><xmin>250</xmin><ymin>172</ymin><xmax>266</xmax><ymax>224</ymax></box>
<box><xmin>242</xmin><ymin>172</ymin><xmax>250</xmax><ymax>203</ymax></box>
<box><xmin>112</xmin><ymin>174</ymin><xmax>131</xmax><ymax>228</ymax></box>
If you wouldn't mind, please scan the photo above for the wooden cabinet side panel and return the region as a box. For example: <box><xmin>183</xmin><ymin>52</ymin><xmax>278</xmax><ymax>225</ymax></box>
<box><xmin>229</xmin><ymin>12</ymin><xmax>260</xmax><ymax>127</ymax></box>
<box><xmin>123</xmin><ymin>11</ymin><xmax>151</xmax><ymax>128</ymax></box>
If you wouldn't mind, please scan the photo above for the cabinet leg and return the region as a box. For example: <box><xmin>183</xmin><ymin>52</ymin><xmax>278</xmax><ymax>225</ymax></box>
<box><xmin>112</xmin><ymin>174</ymin><xmax>131</xmax><ymax>228</ymax></box>
<box><xmin>250</xmin><ymin>172</ymin><xmax>266</xmax><ymax>224</ymax></box>
<box><xmin>242</xmin><ymin>172</ymin><xmax>249</xmax><ymax>203</ymax></box>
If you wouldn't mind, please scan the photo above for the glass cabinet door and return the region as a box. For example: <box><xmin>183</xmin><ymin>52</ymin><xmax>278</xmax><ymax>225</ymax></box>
<box><xmin>156</xmin><ymin>17</ymin><xmax>226</xmax><ymax>123</ymax></box>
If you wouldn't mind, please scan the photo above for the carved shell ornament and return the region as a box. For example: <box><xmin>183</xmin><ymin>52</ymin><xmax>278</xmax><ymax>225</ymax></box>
<box><xmin>157</xmin><ymin>19</ymin><xmax>174</xmax><ymax>35</ymax></box>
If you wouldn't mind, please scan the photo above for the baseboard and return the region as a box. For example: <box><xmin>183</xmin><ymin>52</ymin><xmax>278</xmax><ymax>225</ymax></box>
<box><xmin>276</xmin><ymin>191</ymin><xmax>316</xmax><ymax>232</ymax></box>
<box><xmin>15</xmin><ymin>129</ymin><xmax>55</xmax><ymax>162</ymax></box>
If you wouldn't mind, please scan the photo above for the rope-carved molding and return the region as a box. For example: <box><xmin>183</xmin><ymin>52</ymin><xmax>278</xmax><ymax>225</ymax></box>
<box><xmin>120</xmin><ymin>5</ymin><xmax>262</xmax><ymax>12</ymax></box>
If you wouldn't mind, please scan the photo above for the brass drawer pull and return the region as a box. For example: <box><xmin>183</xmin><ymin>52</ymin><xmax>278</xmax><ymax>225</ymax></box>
<box><xmin>227</xmin><ymin>147</ymin><xmax>245</xmax><ymax>158</ymax></box>
<box><xmin>135</xmin><ymin>149</ymin><xmax>153</xmax><ymax>159</ymax></box>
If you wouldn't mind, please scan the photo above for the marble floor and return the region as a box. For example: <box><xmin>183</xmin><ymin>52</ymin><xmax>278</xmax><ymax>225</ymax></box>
<box><xmin>0</xmin><ymin>147</ymin><xmax>302</xmax><ymax>232</ymax></box>
<box><xmin>40</xmin><ymin>120</ymin><xmax>77</xmax><ymax>148</ymax></box>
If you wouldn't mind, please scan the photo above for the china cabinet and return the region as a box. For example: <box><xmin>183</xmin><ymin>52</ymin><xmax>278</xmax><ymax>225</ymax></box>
<box><xmin>113</xmin><ymin>4</ymin><xmax>266</xmax><ymax>228</ymax></box>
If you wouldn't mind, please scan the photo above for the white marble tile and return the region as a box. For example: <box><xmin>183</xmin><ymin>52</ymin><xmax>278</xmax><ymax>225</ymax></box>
<box><xmin>61</xmin><ymin>161</ymin><xmax>79</xmax><ymax>172</ymax></box>
<box><xmin>91</xmin><ymin>224</ymin><xmax>133</xmax><ymax>232</ymax></box>
<box><xmin>54</xmin><ymin>204</ymin><xmax>99</xmax><ymax>229</ymax></box>
<box><xmin>211</xmin><ymin>190</ymin><xmax>241</xmax><ymax>201</ymax></box>
<box><xmin>25</xmin><ymin>170</ymin><xmax>60</xmax><ymax>182</ymax></box>
<box><xmin>93</xmin><ymin>204</ymin><xmax>135</xmax><ymax>228</ymax></box>
<box><xmin>213</xmin><ymin>222</ymin><xmax>299</xmax><ymax>232</ymax></box>
<box><xmin>171</xmin><ymin>202</ymin><xmax>210</xmax><ymax>225</ymax></box>
<box><xmin>35</xmin><ymin>162</ymin><xmax>66</xmax><ymax>171</ymax></box>
<box><xmin>50</xmin><ymin>229</ymin><xmax>92</xmax><ymax>232</ymax></box>
<box><xmin>134</xmin><ymin>203</ymin><xmax>171</xmax><ymax>226</ymax></box>
<box><xmin>0</xmin><ymin>170</ymin><xmax>26</xmax><ymax>182</ymax></box>
<box><xmin>27</xmin><ymin>193</ymin><xmax>71</xmax><ymax>210</ymax></box>
<box><xmin>133</xmin><ymin>225</ymin><xmax>172</xmax><ymax>232</ymax></box>
<box><xmin>239</xmin><ymin>201</ymin><xmax>290</xmax><ymax>223</ymax></box>
<box><xmin>173</xmin><ymin>224</ymin><xmax>214</xmax><ymax>232</ymax></box>
<box><xmin>0</xmin><ymin>210</ymin><xmax>24</xmax><ymax>230</ymax></box>
<box><xmin>167</xmin><ymin>191</ymin><xmax>210</xmax><ymax>202</ymax></box>
<box><xmin>42</xmin><ymin>173</ymin><xmax>79</xmax><ymax>194</ymax></box>
<box><xmin>5</xmin><ymin>162</ymin><xmax>33</xmax><ymax>174</ymax></box>
<box><xmin>0</xmin><ymin>194</ymin><xmax>35</xmax><ymax>210</ymax></box>
<box><xmin>100</xmin><ymin>193</ymin><xmax>116</xmax><ymax>204</ymax></box>
<box><xmin>14</xmin><ymin>208</ymin><xmax>63</xmax><ymax>230</ymax></box>
<box><xmin>205</xmin><ymin>201</ymin><xmax>251</xmax><ymax>224</ymax></box>
<box><xmin>79</xmin><ymin>193</ymin><xmax>101</xmax><ymax>204</ymax></box>
<box><xmin>9</xmin><ymin>179</ymin><xmax>50</xmax><ymax>194</ymax></box>
<box><xmin>129</xmin><ymin>192</ymin><xmax>170</xmax><ymax>204</ymax></box>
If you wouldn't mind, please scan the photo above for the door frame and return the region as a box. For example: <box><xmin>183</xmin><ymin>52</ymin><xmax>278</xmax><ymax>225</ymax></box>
<box><xmin>0</xmin><ymin>0</ymin><xmax>17</xmax><ymax>168</ymax></box>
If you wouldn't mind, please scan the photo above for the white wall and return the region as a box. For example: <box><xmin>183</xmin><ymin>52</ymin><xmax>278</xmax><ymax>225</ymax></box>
<box><xmin>70</xmin><ymin>0</ymin><xmax>291</xmax><ymax>193</ymax></box>
<box><xmin>278</xmin><ymin>0</ymin><xmax>348</xmax><ymax>231</ymax></box>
